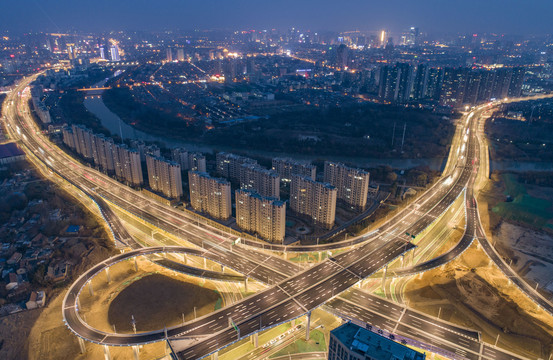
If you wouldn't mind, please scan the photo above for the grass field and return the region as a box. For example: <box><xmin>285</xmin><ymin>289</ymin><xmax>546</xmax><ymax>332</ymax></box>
<box><xmin>492</xmin><ymin>174</ymin><xmax>553</xmax><ymax>230</ymax></box>
<box><xmin>270</xmin><ymin>329</ymin><xmax>327</xmax><ymax>358</ymax></box>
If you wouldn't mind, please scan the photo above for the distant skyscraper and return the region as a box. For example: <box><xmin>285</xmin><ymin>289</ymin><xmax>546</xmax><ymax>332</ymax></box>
<box><xmin>508</xmin><ymin>67</ymin><xmax>526</xmax><ymax>98</ymax></box>
<box><xmin>290</xmin><ymin>175</ymin><xmax>337</xmax><ymax>229</ymax></box>
<box><xmin>235</xmin><ymin>189</ymin><xmax>286</xmax><ymax>242</ymax></box>
<box><xmin>491</xmin><ymin>68</ymin><xmax>512</xmax><ymax>99</ymax></box>
<box><xmin>188</xmin><ymin>171</ymin><xmax>232</xmax><ymax>220</ymax></box>
<box><xmin>463</xmin><ymin>70</ymin><xmax>483</xmax><ymax>105</ymax></box>
<box><xmin>67</xmin><ymin>44</ymin><xmax>76</xmax><ymax>60</ymax></box>
<box><xmin>411</xmin><ymin>64</ymin><xmax>428</xmax><ymax>101</ymax></box>
<box><xmin>99</xmin><ymin>47</ymin><xmax>106</xmax><ymax>60</ymax></box>
<box><xmin>166</xmin><ymin>48</ymin><xmax>173</xmax><ymax>62</ymax></box>
<box><xmin>477</xmin><ymin>70</ymin><xmax>495</xmax><ymax>103</ymax></box>
<box><xmin>425</xmin><ymin>67</ymin><xmax>443</xmax><ymax>101</ymax></box>
<box><xmin>408</xmin><ymin>27</ymin><xmax>420</xmax><ymax>46</ymax></box>
<box><xmin>336</xmin><ymin>44</ymin><xmax>349</xmax><ymax>69</ymax></box>
<box><xmin>379</xmin><ymin>63</ymin><xmax>412</xmax><ymax>103</ymax></box>
<box><xmin>177</xmin><ymin>48</ymin><xmax>185</xmax><ymax>61</ymax></box>
<box><xmin>439</xmin><ymin>68</ymin><xmax>468</xmax><ymax>107</ymax></box>
<box><xmin>380</xmin><ymin>30</ymin><xmax>387</xmax><ymax>47</ymax></box>
<box><xmin>110</xmin><ymin>45</ymin><xmax>120</xmax><ymax>61</ymax></box>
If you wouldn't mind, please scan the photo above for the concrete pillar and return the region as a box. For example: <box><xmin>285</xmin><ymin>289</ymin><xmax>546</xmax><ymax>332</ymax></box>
<box><xmin>203</xmin><ymin>257</ymin><xmax>207</xmax><ymax>268</ymax></box>
<box><xmin>132</xmin><ymin>345</ymin><xmax>139</xmax><ymax>360</ymax></box>
<box><xmin>134</xmin><ymin>257</ymin><xmax>138</xmax><ymax>271</ymax></box>
<box><xmin>88</xmin><ymin>282</ymin><xmax>94</xmax><ymax>296</ymax></box>
<box><xmin>221</xmin><ymin>265</ymin><xmax>225</xmax><ymax>273</ymax></box>
<box><xmin>103</xmin><ymin>345</ymin><xmax>112</xmax><ymax>360</ymax></box>
<box><xmin>78</xmin><ymin>337</ymin><xmax>86</xmax><ymax>354</ymax></box>
<box><xmin>244</xmin><ymin>278</ymin><xmax>248</xmax><ymax>293</ymax></box>
<box><xmin>212</xmin><ymin>352</ymin><xmax>218</xmax><ymax>360</ymax></box>
<box><xmin>251</xmin><ymin>332</ymin><xmax>259</xmax><ymax>348</ymax></box>
<box><xmin>305</xmin><ymin>311</ymin><xmax>312</xmax><ymax>340</ymax></box>
<box><xmin>105</xmin><ymin>268</ymin><xmax>111</xmax><ymax>284</ymax></box>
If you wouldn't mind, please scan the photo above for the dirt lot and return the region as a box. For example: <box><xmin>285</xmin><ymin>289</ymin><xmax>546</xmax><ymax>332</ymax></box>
<box><xmin>405</xmin><ymin>243</ymin><xmax>553</xmax><ymax>359</ymax></box>
<box><xmin>108</xmin><ymin>273</ymin><xmax>221</xmax><ymax>332</ymax></box>
<box><xmin>0</xmin><ymin>309</ymin><xmax>42</xmax><ymax>359</ymax></box>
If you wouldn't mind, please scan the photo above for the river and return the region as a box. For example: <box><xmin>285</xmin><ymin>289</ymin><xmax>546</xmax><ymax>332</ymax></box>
<box><xmin>82</xmin><ymin>82</ymin><xmax>552</xmax><ymax>172</ymax></box>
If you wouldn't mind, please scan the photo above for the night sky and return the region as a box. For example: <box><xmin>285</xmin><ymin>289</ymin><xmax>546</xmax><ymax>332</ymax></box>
<box><xmin>1</xmin><ymin>0</ymin><xmax>552</xmax><ymax>35</ymax></box>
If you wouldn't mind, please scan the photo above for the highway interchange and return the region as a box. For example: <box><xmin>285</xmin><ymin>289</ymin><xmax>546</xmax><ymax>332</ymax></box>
<box><xmin>2</xmin><ymin>72</ymin><xmax>553</xmax><ymax>360</ymax></box>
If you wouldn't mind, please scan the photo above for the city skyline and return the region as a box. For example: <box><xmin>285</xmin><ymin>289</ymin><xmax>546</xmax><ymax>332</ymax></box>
<box><xmin>2</xmin><ymin>2</ymin><xmax>553</xmax><ymax>359</ymax></box>
<box><xmin>2</xmin><ymin>0</ymin><xmax>553</xmax><ymax>35</ymax></box>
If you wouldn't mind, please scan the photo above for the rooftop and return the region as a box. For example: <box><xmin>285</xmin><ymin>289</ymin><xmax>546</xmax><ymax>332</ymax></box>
<box><xmin>0</xmin><ymin>142</ymin><xmax>25</xmax><ymax>159</ymax></box>
<box><xmin>331</xmin><ymin>322</ymin><xmax>425</xmax><ymax>360</ymax></box>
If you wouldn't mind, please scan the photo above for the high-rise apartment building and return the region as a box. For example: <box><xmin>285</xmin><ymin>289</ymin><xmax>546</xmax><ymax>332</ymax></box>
<box><xmin>188</xmin><ymin>171</ymin><xmax>232</xmax><ymax>220</ymax></box>
<box><xmin>114</xmin><ymin>145</ymin><xmax>143</xmax><ymax>186</ymax></box>
<box><xmin>324</xmin><ymin>161</ymin><xmax>370</xmax><ymax>210</ymax></box>
<box><xmin>239</xmin><ymin>164</ymin><xmax>280</xmax><ymax>199</ymax></box>
<box><xmin>439</xmin><ymin>68</ymin><xmax>468</xmax><ymax>107</ymax></box>
<box><xmin>188</xmin><ymin>152</ymin><xmax>207</xmax><ymax>172</ymax></box>
<box><xmin>463</xmin><ymin>70</ymin><xmax>483</xmax><ymax>105</ymax></box>
<box><xmin>235</xmin><ymin>189</ymin><xmax>286</xmax><ymax>242</ymax></box>
<box><xmin>63</xmin><ymin>125</ymin><xmax>148</xmax><ymax>187</ymax></box>
<box><xmin>378</xmin><ymin>62</ymin><xmax>412</xmax><ymax>103</ymax></box>
<box><xmin>62</xmin><ymin>127</ymin><xmax>76</xmax><ymax>150</ymax></box>
<box><xmin>272</xmin><ymin>158</ymin><xmax>316</xmax><ymax>182</ymax></box>
<box><xmin>171</xmin><ymin>148</ymin><xmax>206</xmax><ymax>172</ymax></box>
<box><xmin>131</xmin><ymin>140</ymin><xmax>160</xmax><ymax>161</ymax></box>
<box><xmin>93</xmin><ymin>134</ymin><xmax>115</xmax><ymax>172</ymax></box>
<box><xmin>290</xmin><ymin>175</ymin><xmax>337</xmax><ymax>229</ymax></box>
<box><xmin>71</xmin><ymin>124</ymin><xmax>94</xmax><ymax>159</ymax></box>
<box><xmin>216</xmin><ymin>152</ymin><xmax>257</xmax><ymax>182</ymax></box>
<box><xmin>508</xmin><ymin>67</ymin><xmax>526</xmax><ymax>98</ymax></box>
<box><xmin>146</xmin><ymin>155</ymin><xmax>183</xmax><ymax>199</ymax></box>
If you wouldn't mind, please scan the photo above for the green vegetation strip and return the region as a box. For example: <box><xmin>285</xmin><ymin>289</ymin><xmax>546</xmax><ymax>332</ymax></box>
<box><xmin>492</xmin><ymin>174</ymin><xmax>553</xmax><ymax>229</ymax></box>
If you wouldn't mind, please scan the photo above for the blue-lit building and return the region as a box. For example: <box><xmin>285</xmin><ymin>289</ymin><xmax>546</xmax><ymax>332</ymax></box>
<box><xmin>328</xmin><ymin>322</ymin><xmax>426</xmax><ymax>360</ymax></box>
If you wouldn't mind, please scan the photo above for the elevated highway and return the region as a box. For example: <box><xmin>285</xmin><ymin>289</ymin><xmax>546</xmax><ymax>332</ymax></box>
<box><xmin>3</xmin><ymin>72</ymin><xmax>553</xmax><ymax>359</ymax></box>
